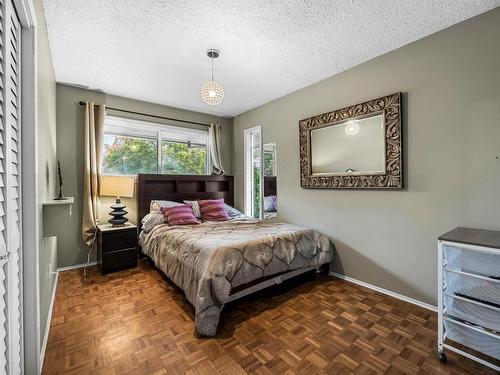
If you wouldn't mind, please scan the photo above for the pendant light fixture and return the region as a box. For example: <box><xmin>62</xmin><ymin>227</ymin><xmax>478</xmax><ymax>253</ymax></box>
<box><xmin>201</xmin><ymin>49</ymin><xmax>224</xmax><ymax>106</ymax></box>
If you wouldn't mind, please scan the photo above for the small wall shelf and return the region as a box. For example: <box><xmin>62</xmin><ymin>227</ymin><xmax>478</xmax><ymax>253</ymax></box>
<box><xmin>42</xmin><ymin>197</ymin><xmax>74</xmax><ymax>206</ymax></box>
<box><xmin>42</xmin><ymin>197</ymin><xmax>74</xmax><ymax>237</ymax></box>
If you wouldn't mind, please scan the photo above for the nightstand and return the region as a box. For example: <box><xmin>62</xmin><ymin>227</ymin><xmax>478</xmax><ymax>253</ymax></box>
<box><xmin>97</xmin><ymin>223</ymin><xmax>138</xmax><ymax>274</ymax></box>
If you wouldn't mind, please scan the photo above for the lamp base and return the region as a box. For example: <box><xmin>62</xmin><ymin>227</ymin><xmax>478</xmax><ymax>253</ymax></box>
<box><xmin>54</xmin><ymin>187</ymin><xmax>67</xmax><ymax>200</ymax></box>
<box><xmin>108</xmin><ymin>220</ymin><xmax>128</xmax><ymax>228</ymax></box>
<box><xmin>108</xmin><ymin>198</ymin><xmax>128</xmax><ymax>227</ymax></box>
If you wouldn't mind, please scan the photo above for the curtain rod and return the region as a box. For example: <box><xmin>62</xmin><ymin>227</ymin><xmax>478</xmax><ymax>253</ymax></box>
<box><xmin>78</xmin><ymin>101</ymin><xmax>211</xmax><ymax>128</ymax></box>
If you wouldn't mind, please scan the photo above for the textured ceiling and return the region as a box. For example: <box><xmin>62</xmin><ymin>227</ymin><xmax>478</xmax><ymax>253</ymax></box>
<box><xmin>43</xmin><ymin>1</ymin><xmax>499</xmax><ymax>117</ymax></box>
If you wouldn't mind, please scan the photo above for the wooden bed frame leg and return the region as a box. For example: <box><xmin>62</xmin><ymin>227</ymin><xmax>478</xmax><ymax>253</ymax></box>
<box><xmin>314</xmin><ymin>266</ymin><xmax>321</xmax><ymax>280</ymax></box>
<box><xmin>314</xmin><ymin>263</ymin><xmax>330</xmax><ymax>280</ymax></box>
<box><xmin>322</xmin><ymin>263</ymin><xmax>330</xmax><ymax>275</ymax></box>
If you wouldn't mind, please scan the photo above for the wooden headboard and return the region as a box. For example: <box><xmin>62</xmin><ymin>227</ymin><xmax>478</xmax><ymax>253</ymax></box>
<box><xmin>264</xmin><ymin>176</ymin><xmax>277</xmax><ymax>197</ymax></box>
<box><xmin>137</xmin><ymin>174</ymin><xmax>234</xmax><ymax>230</ymax></box>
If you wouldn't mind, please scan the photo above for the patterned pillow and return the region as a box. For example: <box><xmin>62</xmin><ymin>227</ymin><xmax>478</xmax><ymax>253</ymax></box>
<box><xmin>141</xmin><ymin>213</ymin><xmax>166</xmax><ymax>233</ymax></box>
<box><xmin>161</xmin><ymin>205</ymin><xmax>200</xmax><ymax>225</ymax></box>
<box><xmin>263</xmin><ymin>195</ymin><xmax>277</xmax><ymax>212</ymax></box>
<box><xmin>149</xmin><ymin>200</ymin><xmax>183</xmax><ymax>213</ymax></box>
<box><xmin>224</xmin><ymin>203</ymin><xmax>244</xmax><ymax>218</ymax></box>
<box><xmin>186</xmin><ymin>200</ymin><xmax>243</xmax><ymax>219</ymax></box>
<box><xmin>199</xmin><ymin>199</ymin><xmax>230</xmax><ymax>221</ymax></box>
<box><xmin>184</xmin><ymin>200</ymin><xmax>201</xmax><ymax>218</ymax></box>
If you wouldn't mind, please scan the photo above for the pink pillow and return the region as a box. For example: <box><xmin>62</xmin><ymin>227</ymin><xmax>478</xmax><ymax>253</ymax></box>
<box><xmin>199</xmin><ymin>199</ymin><xmax>230</xmax><ymax>221</ymax></box>
<box><xmin>161</xmin><ymin>204</ymin><xmax>200</xmax><ymax>225</ymax></box>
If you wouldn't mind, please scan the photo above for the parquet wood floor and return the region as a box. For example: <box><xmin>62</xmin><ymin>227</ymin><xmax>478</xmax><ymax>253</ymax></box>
<box><xmin>42</xmin><ymin>260</ymin><xmax>496</xmax><ymax>374</ymax></box>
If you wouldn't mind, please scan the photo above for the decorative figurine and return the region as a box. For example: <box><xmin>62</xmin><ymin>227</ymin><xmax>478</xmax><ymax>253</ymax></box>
<box><xmin>54</xmin><ymin>161</ymin><xmax>68</xmax><ymax>200</ymax></box>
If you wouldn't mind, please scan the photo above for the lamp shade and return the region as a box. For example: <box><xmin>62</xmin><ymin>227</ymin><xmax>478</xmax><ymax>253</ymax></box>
<box><xmin>201</xmin><ymin>80</ymin><xmax>224</xmax><ymax>105</ymax></box>
<box><xmin>100</xmin><ymin>176</ymin><xmax>135</xmax><ymax>198</ymax></box>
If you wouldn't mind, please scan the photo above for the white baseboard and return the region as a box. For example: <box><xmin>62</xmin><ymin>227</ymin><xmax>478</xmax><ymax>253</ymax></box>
<box><xmin>57</xmin><ymin>261</ymin><xmax>97</xmax><ymax>272</ymax></box>
<box><xmin>330</xmin><ymin>272</ymin><xmax>437</xmax><ymax>312</ymax></box>
<box><xmin>39</xmin><ymin>272</ymin><xmax>59</xmax><ymax>367</ymax></box>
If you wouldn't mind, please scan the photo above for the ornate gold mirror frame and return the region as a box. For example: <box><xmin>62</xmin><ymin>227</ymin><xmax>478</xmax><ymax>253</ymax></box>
<box><xmin>299</xmin><ymin>92</ymin><xmax>402</xmax><ymax>189</ymax></box>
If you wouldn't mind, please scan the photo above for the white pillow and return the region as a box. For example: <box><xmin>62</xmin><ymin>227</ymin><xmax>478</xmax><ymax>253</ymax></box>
<box><xmin>141</xmin><ymin>213</ymin><xmax>166</xmax><ymax>233</ymax></box>
<box><xmin>184</xmin><ymin>200</ymin><xmax>201</xmax><ymax>218</ymax></box>
<box><xmin>149</xmin><ymin>200</ymin><xmax>183</xmax><ymax>213</ymax></box>
<box><xmin>224</xmin><ymin>204</ymin><xmax>244</xmax><ymax>218</ymax></box>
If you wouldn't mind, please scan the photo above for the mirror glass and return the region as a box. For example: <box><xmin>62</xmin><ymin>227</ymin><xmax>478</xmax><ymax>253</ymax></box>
<box><xmin>263</xmin><ymin>143</ymin><xmax>277</xmax><ymax>220</ymax></box>
<box><xmin>310</xmin><ymin>114</ymin><xmax>385</xmax><ymax>176</ymax></box>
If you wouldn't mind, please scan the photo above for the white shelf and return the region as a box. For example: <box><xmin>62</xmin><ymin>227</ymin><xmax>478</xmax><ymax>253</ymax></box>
<box><xmin>42</xmin><ymin>197</ymin><xmax>74</xmax><ymax>206</ymax></box>
<box><xmin>42</xmin><ymin>197</ymin><xmax>74</xmax><ymax>237</ymax></box>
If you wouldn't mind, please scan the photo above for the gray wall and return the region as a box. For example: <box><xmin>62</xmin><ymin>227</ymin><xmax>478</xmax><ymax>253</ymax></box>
<box><xmin>233</xmin><ymin>8</ymin><xmax>500</xmax><ymax>306</ymax></box>
<box><xmin>55</xmin><ymin>84</ymin><xmax>234</xmax><ymax>267</ymax></box>
<box><xmin>35</xmin><ymin>0</ymin><xmax>58</xmax><ymax>349</ymax></box>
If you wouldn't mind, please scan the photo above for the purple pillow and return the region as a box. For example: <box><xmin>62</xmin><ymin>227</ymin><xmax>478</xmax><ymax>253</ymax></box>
<box><xmin>161</xmin><ymin>205</ymin><xmax>200</xmax><ymax>225</ymax></box>
<box><xmin>199</xmin><ymin>199</ymin><xmax>230</xmax><ymax>221</ymax></box>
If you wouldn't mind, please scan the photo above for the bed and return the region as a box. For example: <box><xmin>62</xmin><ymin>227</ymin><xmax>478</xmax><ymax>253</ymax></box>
<box><xmin>137</xmin><ymin>174</ymin><xmax>334</xmax><ymax>336</ymax></box>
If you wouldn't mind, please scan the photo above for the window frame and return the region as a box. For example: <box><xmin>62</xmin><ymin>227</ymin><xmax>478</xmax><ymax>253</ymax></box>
<box><xmin>101</xmin><ymin>116</ymin><xmax>210</xmax><ymax>176</ymax></box>
<box><xmin>243</xmin><ymin>125</ymin><xmax>263</xmax><ymax>219</ymax></box>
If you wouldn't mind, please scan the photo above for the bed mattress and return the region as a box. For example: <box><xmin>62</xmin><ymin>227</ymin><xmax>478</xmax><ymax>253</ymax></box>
<box><xmin>141</xmin><ymin>218</ymin><xmax>334</xmax><ymax>336</ymax></box>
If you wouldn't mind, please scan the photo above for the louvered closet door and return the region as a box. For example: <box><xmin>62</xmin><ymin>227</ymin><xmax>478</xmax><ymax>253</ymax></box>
<box><xmin>0</xmin><ymin>0</ymin><xmax>22</xmax><ymax>373</ymax></box>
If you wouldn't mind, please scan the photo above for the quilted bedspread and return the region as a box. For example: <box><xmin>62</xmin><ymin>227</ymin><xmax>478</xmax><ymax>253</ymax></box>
<box><xmin>141</xmin><ymin>218</ymin><xmax>334</xmax><ymax>336</ymax></box>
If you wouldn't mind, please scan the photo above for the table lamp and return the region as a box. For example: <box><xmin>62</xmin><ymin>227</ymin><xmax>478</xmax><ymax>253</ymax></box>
<box><xmin>100</xmin><ymin>176</ymin><xmax>135</xmax><ymax>226</ymax></box>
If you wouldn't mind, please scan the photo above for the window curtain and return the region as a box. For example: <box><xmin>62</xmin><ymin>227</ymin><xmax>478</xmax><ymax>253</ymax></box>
<box><xmin>82</xmin><ymin>101</ymin><xmax>106</xmax><ymax>247</ymax></box>
<box><xmin>208</xmin><ymin>123</ymin><xmax>225</xmax><ymax>175</ymax></box>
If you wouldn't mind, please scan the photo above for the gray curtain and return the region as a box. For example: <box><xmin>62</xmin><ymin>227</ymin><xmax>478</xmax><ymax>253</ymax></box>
<box><xmin>208</xmin><ymin>123</ymin><xmax>225</xmax><ymax>175</ymax></box>
<box><xmin>82</xmin><ymin>101</ymin><xmax>106</xmax><ymax>247</ymax></box>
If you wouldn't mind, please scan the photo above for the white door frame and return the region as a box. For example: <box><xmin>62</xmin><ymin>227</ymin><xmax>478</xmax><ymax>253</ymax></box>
<box><xmin>13</xmin><ymin>0</ymin><xmax>39</xmax><ymax>373</ymax></box>
<box><xmin>243</xmin><ymin>125</ymin><xmax>263</xmax><ymax>218</ymax></box>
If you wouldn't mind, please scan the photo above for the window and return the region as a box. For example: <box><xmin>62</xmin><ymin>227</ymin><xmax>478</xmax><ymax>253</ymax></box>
<box><xmin>244</xmin><ymin>126</ymin><xmax>262</xmax><ymax>219</ymax></box>
<box><xmin>102</xmin><ymin>116</ymin><xmax>209</xmax><ymax>175</ymax></box>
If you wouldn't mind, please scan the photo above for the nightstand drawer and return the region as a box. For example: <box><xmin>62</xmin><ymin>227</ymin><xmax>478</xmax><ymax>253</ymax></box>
<box><xmin>101</xmin><ymin>229</ymin><xmax>137</xmax><ymax>253</ymax></box>
<box><xmin>101</xmin><ymin>248</ymin><xmax>137</xmax><ymax>274</ymax></box>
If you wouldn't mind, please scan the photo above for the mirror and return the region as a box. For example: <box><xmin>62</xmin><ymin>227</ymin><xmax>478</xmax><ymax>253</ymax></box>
<box><xmin>263</xmin><ymin>143</ymin><xmax>277</xmax><ymax>220</ymax></box>
<box><xmin>299</xmin><ymin>92</ymin><xmax>402</xmax><ymax>189</ymax></box>
<box><xmin>310</xmin><ymin>114</ymin><xmax>385</xmax><ymax>176</ymax></box>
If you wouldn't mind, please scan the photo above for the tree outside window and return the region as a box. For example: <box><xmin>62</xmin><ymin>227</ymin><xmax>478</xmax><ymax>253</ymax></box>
<box><xmin>102</xmin><ymin>136</ymin><xmax>157</xmax><ymax>175</ymax></box>
<box><xmin>264</xmin><ymin>151</ymin><xmax>275</xmax><ymax>176</ymax></box>
<box><xmin>161</xmin><ymin>141</ymin><xmax>207</xmax><ymax>175</ymax></box>
<box><xmin>102</xmin><ymin>116</ymin><xmax>209</xmax><ymax>176</ymax></box>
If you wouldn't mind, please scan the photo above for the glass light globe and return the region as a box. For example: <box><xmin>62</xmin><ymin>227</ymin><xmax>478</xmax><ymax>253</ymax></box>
<box><xmin>201</xmin><ymin>80</ymin><xmax>224</xmax><ymax>105</ymax></box>
<box><xmin>344</xmin><ymin>121</ymin><xmax>360</xmax><ymax>136</ymax></box>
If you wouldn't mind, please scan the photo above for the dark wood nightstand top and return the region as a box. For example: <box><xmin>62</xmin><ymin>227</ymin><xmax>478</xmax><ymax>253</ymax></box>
<box><xmin>97</xmin><ymin>223</ymin><xmax>137</xmax><ymax>233</ymax></box>
<box><xmin>97</xmin><ymin>223</ymin><xmax>138</xmax><ymax>274</ymax></box>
